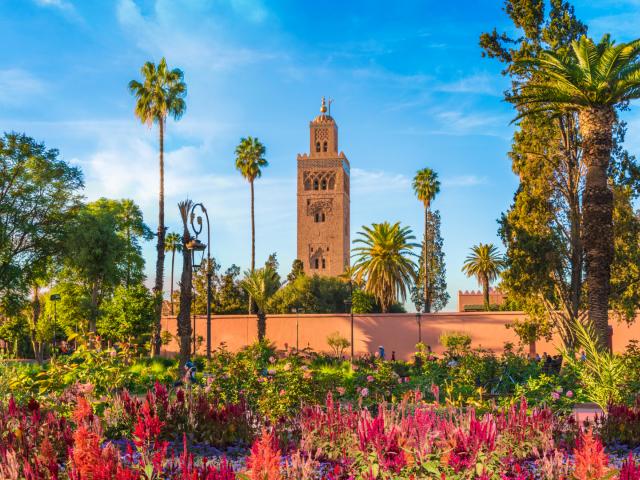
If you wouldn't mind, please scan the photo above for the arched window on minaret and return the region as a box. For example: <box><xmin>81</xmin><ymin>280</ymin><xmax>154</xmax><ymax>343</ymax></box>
<box><xmin>313</xmin><ymin>179</ymin><xmax>319</xmax><ymax>190</ymax></box>
<box><xmin>323</xmin><ymin>141</ymin><xmax>328</xmax><ymax>152</ymax></box>
<box><xmin>322</xmin><ymin>258</ymin><xmax>326</xmax><ymax>269</ymax></box>
<box><xmin>321</xmin><ymin>179</ymin><xmax>327</xmax><ymax>190</ymax></box>
<box><xmin>314</xmin><ymin>258</ymin><xmax>319</xmax><ymax>269</ymax></box>
<box><xmin>321</xmin><ymin>212</ymin><xmax>325</xmax><ymax>222</ymax></box>
<box><xmin>328</xmin><ymin>177</ymin><xmax>335</xmax><ymax>190</ymax></box>
<box><xmin>316</xmin><ymin>142</ymin><xmax>321</xmax><ymax>152</ymax></box>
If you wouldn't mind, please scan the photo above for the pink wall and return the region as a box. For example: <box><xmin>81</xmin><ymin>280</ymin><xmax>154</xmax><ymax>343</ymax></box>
<box><xmin>161</xmin><ymin>312</ymin><xmax>640</xmax><ymax>360</ymax></box>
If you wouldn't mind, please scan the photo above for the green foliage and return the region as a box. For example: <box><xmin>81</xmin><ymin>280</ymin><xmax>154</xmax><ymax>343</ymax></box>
<box><xmin>561</xmin><ymin>320</ymin><xmax>626</xmax><ymax>411</ymax></box>
<box><xmin>0</xmin><ymin>132</ymin><xmax>83</xmax><ymax>312</ymax></box>
<box><xmin>411</xmin><ymin>209</ymin><xmax>449</xmax><ymax>313</ymax></box>
<box><xmin>352</xmin><ymin>221</ymin><xmax>418</xmax><ymax>312</ymax></box>
<box><xmin>439</xmin><ymin>332</ymin><xmax>472</xmax><ymax>357</ymax></box>
<box><xmin>59</xmin><ymin>198</ymin><xmax>149</xmax><ymax>332</ymax></box>
<box><xmin>129</xmin><ymin>58</ymin><xmax>187</xmax><ymax>126</ymax></box>
<box><xmin>268</xmin><ymin>275</ymin><xmax>350</xmax><ymax>314</ymax></box>
<box><xmin>97</xmin><ymin>284</ymin><xmax>155</xmax><ymax>346</ymax></box>
<box><xmin>326</xmin><ymin>331</ymin><xmax>350</xmax><ymax>358</ymax></box>
<box><xmin>241</xmin><ymin>266</ymin><xmax>280</xmax><ymax>314</ymax></box>
<box><xmin>234</xmin><ymin>136</ymin><xmax>268</xmax><ymax>183</ymax></box>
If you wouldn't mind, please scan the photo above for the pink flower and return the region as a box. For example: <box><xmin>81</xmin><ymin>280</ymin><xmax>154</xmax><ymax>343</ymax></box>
<box><xmin>279</xmin><ymin>389</ymin><xmax>286</xmax><ymax>396</ymax></box>
<box><xmin>566</xmin><ymin>390</ymin><xmax>574</xmax><ymax>398</ymax></box>
<box><xmin>551</xmin><ymin>391</ymin><xmax>561</xmax><ymax>401</ymax></box>
<box><xmin>267</xmin><ymin>369</ymin><xmax>276</xmax><ymax>375</ymax></box>
<box><xmin>367</xmin><ymin>375</ymin><xmax>374</xmax><ymax>382</ymax></box>
<box><xmin>268</xmin><ymin>356</ymin><xmax>276</xmax><ymax>364</ymax></box>
<box><xmin>337</xmin><ymin>387</ymin><xmax>346</xmax><ymax>395</ymax></box>
<box><xmin>404</xmin><ymin>377</ymin><xmax>410</xmax><ymax>383</ymax></box>
<box><xmin>360</xmin><ymin>388</ymin><xmax>369</xmax><ymax>397</ymax></box>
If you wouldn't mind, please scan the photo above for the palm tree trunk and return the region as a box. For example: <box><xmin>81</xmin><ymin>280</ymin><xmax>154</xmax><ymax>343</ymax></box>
<box><xmin>170</xmin><ymin>248</ymin><xmax>175</xmax><ymax>315</ymax></box>
<box><xmin>579</xmin><ymin>107</ymin><xmax>615</xmax><ymax>350</ymax></box>
<box><xmin>483</xmin><ymin>274</ymin><xmax>490</xmax><ymax>311</ymax></box>
<box><xmin>249</xmin><ymin>179</ymin><xmax>255</xmax><ymax>314</ymax></box>
<box><xmin>153</xmin><ymin>119</ymin><xmax>166</xmax><ymax>356</ymax></box>
<box><xmin>177</xmin><ymin>229</ymin><xmax>193</xmax><ymax>367</ymax></box>
<box><xmin>250</xmin><ymin>179</ymin><xmax>256</xmax><ymax>272</ymax></box>
<box><xmin>423</xmin><ymin>206</ymin><xmax>431</xmax><ymax>313</ymax></box>
<box><xmin>257</xmin><ymin>311</ymin><xmax>266</xmax><ymax>341</ymax></box>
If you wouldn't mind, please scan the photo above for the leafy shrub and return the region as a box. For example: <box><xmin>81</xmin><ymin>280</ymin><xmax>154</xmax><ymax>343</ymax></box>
<box><xmin>439</xmin><ymin>332</ymin><xmax>472</xmax><ymax>357</ymax></box>
<box><xmin>326</xmin><ymin>331</ymin><xmax>350</xmax><ymax>358</ymax></box>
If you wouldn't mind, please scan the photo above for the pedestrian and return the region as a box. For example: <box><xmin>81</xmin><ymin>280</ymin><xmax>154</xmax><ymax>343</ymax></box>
<box><xmin>378</xmin><ymin>345</ymin><xmax>385</xmax><ymax>360</ymax></box>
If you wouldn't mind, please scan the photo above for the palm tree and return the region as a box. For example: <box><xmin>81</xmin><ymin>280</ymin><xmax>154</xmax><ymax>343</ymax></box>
<box><xmin>352</xmin><ymin>222</ymin><xmax>418</xmax><ymax>313</ymax></box>
<box><xmin>164</xmin><ymin>232</ymin><xmax>182</xmax><ymax>315</ymax></box>
<box><xmin>412</xmin><ymin>168</ymin><xmax>441</xmax><ymax>313</ymax></box>
<box><xmin>462</xmin><ymin>243</ymin><xmax>505</xmax><ymax>311</ymax></box>
<box><xmin>235</xmin><ymin>137</ymin><xmax>268</xmax><ymax>272</ymax></box>
<box><xmin>176</xmin><ymin>200</ymin><xmax>194</xmax><ymax>366</ymax></box>
<box><xmin>240</xmin><ymin>266</ymin><xmax>280</xmax><ymax>341</ymax></box>
<box><xmin>513</xmin><ymin>35</ymin><xmax>640</xmax><ymax>348</ymax></box>
<box><xmin>129</xmin><ymin>57</ymin><xmax>187</xmax><ymax>356</ymax></box>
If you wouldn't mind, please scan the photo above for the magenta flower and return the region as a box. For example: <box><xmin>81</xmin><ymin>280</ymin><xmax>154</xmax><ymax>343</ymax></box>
<box><xmin>361</xmin><ymin>387</ymin><xmax>369</xmax><ymax>397</ymax></box>
<box><xmin>551</xmin><ymin>391</ymin><xmax>561</xmax><ymax>401</ymax></box>
<box><xmin>367</xmin><ymin>375</ymin><xmax>374</xmax><ymax>382</ymax></box>
<box><xmin>566</xmin><ymin>390</ymin><xmax>574</xmax><ymax>398</ymax></box>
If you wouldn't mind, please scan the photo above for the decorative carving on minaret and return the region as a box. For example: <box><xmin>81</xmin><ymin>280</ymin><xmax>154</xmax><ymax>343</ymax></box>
<box><xmin>307</xmin><ymin>198</ymin><xmax>333</xmax><ymax>216</ymax></box>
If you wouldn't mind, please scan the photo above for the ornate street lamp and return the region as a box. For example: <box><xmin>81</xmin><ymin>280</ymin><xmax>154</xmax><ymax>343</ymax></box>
<box><xmin>186</xmin><ymin>202</ymin><xmax>212</xmax><ymax>358</ymax></box>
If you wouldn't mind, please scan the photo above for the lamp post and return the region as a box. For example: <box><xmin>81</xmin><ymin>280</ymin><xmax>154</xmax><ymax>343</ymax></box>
<box><xmin>345</xmin><ymin>284</ymin><xmax>353</xmax><ymax>362</ymax></box>
<box><xmin>50</xmin><ymin>293</ymin><xmax>61</xmax><ymax>358</ymax></box>
<box><xmin>416</xmin><ymin>312</ymin><xmax>422</xmax><ymax>344</ymax></box>
<box><xmin>290</xmin><ymin>307</ymin><xmax>304</xmax><ymax>351</ymax></box>
<box><xmin>186</xmin><ymin>202</ymin><xmax>212</xmax><ymax>359</ymax></box>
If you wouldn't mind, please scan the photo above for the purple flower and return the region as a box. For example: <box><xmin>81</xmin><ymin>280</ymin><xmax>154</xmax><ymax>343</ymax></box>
<box><xmin>551</xmin><ymin>391</ymin><xmax>561</xmax><ymax>401</ymax></box>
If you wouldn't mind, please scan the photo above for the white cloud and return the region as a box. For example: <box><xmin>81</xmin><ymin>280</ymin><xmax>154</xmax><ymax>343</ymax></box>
<box><xmin>0</xmin><ymin>69</ymin><xmax>46</xmax><ymax>106</ymax></box>
<box><xmin>116</xmin><ymin>0</ymin><xmax>277</xmax><ymax>71</ymax></box>
<box><xmin>351</xmin><ymin>168</ymin><xmax>410</xmax><ymax>194</ymax></box>
<box><xmin>442</xmin><ymin>175</ymin><xmax>488</xmax><ymax>187</ymax></box>
<box><xmin>32</xmin><ymin>0</ymin><xmax>83</xmax><ymax>23</ymax></box>
<box><xmin>435</xmin><ymin>73</ymin><xmax>501</xmax><ymax>96</ymax></box>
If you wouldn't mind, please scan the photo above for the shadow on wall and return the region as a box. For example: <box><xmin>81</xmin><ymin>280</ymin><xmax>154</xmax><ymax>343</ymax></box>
<box><xmin>160</xmin><ymin>312</ymin><xmax>640</xmax><ymax>361</ymax></box>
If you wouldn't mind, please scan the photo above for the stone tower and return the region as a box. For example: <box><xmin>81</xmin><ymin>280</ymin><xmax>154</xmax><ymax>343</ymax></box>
<box><xmin>296</xmin><ymin>98</ymin><xmax>350</xmax><ymax>276</ymax></box>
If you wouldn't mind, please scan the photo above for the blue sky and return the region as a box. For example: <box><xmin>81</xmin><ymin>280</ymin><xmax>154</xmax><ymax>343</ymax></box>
<box><xmin>2</xmin><ymin>0</ymin><xmax>639</xmax><ymax>311</ymax></box>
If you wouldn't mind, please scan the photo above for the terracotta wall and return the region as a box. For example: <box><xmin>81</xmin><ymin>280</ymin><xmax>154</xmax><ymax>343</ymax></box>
<box><xmin>457</xmin><ymin>289</ymin><xmax>505</xmax><ymax>311</ymax></box>
<box><xmin>161</xmin><ymin>312</ymin><xmax>640</xmax><ymax>360</ymax></box>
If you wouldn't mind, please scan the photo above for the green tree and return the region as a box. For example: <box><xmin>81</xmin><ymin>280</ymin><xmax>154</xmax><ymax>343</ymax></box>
<box><xmin>0</xmin><ymin>133</ymin><xmax>82</xmax><ymax>317</ymax></box>
<box><xmin>240</xmin><ymin>266</ymin><xmax>280</xmax><ymax>341</ymax></box>
<box><xmin>118</xmin><ymin>199</ymin><xmax>153</xmax><ymax>286</ymax></box>
<box><xmin>481</xmin><ymin>0</ymin><xmax>640</xmax><ymax>348</ymax></box>
<box><xmin>234</xmin><ymin>137</ymin><xmax>268</xmax><ymax>275</ymax></box>
<box><xmin>62</xmin><ymin>199</ymin><xmax>136</xmax><ymax>332</ymax></box>
<box><xmin>412</xmin><ymin>167</ymin><xmax>441</xmax><ymax>313</ymax></box>
<box><xmin>462</xmin><ymin>243</ymin><xmax>506</xmax><ymax>311</ymax></box>
<box><xmin>129</xmin><ymin>57</ymin><xmax>187</xmax><ymax>356</ymax></box>
<box><xmin>352</xmin><ymin>221</ymin><xmax>418</xmax><ymax>312</ymax></box>
<box><xmin>268</xmin><ymin>275</ymin><xmax>351</xmax><ymax>314</ymax></box>
<box><xmin>215</xmin><ymin>264</ymin><xmax>248</xmax><ymax>314</ymax></box>
<box><xmin>411</xmin><ymin>210</ymin><xmax>449</xmax><ymax>313</ymax></box>
<box><xmin>287</xmin><ymin>259</ymin><xmax>305</xmax><ymax>283</ymax></box>
<box><xmin>97</xmin><ymin>284</ymin><xmax>155</xmax><ymax>347</ymax></box>
<box><xmin>512</xmin><ymin>35</ymin><xmax>640</xmax><ymax>347</ymax></box>
<box><xmin>164</xmin><ymin>232</ymin><xmax>183</xmax><ymax>315</ymax></box>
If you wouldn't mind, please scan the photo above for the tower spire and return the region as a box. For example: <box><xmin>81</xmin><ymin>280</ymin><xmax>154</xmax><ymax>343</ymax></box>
<box><xmin>320</xmin><ymin>96</ymin><xmax>327</xmax><ymax>114</ymax></box>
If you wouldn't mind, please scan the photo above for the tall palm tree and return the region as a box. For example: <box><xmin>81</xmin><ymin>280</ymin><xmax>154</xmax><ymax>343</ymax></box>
<box><xmin>513</xmin><ymin>35</ymin><xmax>640</xmax><ymax>348</ymax></box>
<box><xmin>176</xmin><ymin>200</ymin><xmax>193</xmax><ymax>366</ymax></box>
<box><xmin>240</xmin><ymin>266</ymin><xmax>280</xmax><ymax>341</ymax></box>
<box><xmin>412</xmin><ymin>168</ymin><xmax>441</xmax><ymax>313</ymax></box>
<box><xmin>234</xmin><ymin>137</ymin><xmax>268</xmax><ymax>274</ymax></box>
<box><xmin>164</xmin><ymin>232</ymin><xmax>182</xmax><ymax>315</ymax></box>
<box><xmin>129</xmin><ymin>57</ymin><xmax>187</xmax><ymax>356</ymax></box>
<box><xmin>352</xmin><ymin>222</ymin><xmax>418</xmax><ymax>313</ymax></box>
<box><xmin>462</xmin><ymin>243</ymin><xmax>505</xmax><ymax>311</ymax></box>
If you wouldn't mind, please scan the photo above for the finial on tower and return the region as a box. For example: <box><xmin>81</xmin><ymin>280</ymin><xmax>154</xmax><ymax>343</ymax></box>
<box><xmin>320</xmin><ymin>97</ymin><xmax>327</xmax><ymax>114</ymax></box>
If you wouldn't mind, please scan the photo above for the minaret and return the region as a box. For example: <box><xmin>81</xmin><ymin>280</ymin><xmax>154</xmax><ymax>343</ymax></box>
<box><xmin>296</xmin><ymin>98</ymin><xmax>350</xmax><ymax>276</ymax></box>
